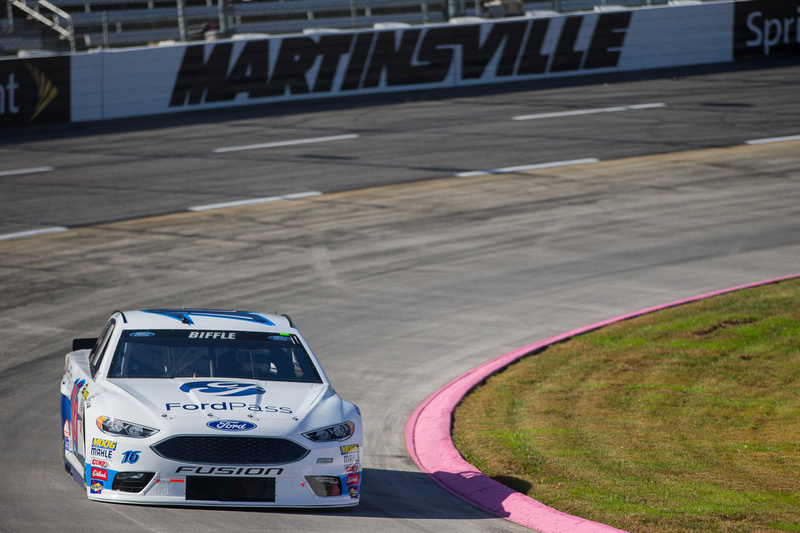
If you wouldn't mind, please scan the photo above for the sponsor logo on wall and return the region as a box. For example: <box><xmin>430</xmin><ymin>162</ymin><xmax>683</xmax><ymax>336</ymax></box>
<box><xmin>734</xmin><ymin>0</ymin><xmax>800</xmax><ymax>59</ymax></box>
<box><xmin>170</xmin><ymin>13</ymin><xmax>631</xmax><ymax>107</ymax></box>
<box><xmin>0</xmin><ymin>56</ymin><xmax>70</xmax><ymax>126</ymax></box>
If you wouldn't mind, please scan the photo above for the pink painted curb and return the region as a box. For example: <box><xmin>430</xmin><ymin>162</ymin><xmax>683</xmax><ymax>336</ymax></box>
<box><xmin>404</xmin><ymin>274</ymin><xmax>800</xmax><ymax>532</ymax></box>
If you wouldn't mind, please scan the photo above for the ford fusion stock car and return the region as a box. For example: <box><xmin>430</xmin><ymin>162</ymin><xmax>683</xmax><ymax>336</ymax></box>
<box><xmin>60</xmin><ymin>309</ymin><xmax>362</xmax><ymax>507</ymax></box>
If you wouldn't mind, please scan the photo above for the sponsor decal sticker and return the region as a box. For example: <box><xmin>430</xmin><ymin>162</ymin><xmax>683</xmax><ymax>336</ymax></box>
<box><xmin>340</xmin><ymin>444</ymin><xmax>359</xmax><ymax>455</ymax></box>
<box><xmin>346</xmin><ymin>473</ymin><xmax>360</xmax><ymax>485</ymax></box>
<box><xmin>121</xmin><ymin>450</ymin><xmax>140</xmax><ymax>464</ymax></box>
<box><xmin>91</xmin><ymin>458</ymin><xmax>110</xmax><ymax>468</ymax></box>
<box><xmin>91</xmin><ymin>468</ymin><xmax>108</xmax><ymax>481</ymax></box>
<box><xmin>129</xmin><ymin>332</ymin><xmax>155</xmax><ymax>337</ymax></box>
<box><xmin>175</xmin><ymin>466</ymin><xmax>283</xmax><ymax>476</ymax></box>
<box><xmin>91</xmin><ymin>438</ymin><xmax>117</xmax><ymax>450</ymax></box>
<box><xmin>206</xmin><ymin>420</ymin><xmax>257</xmax><ymax>431</ymax></box>
<box><xmin>180</xmin><ymin>380</ymin><xmax>265</xmax><ymax>396</ymax></box>
<box><xmin>90</xmin><ymin>438</ymin><xmax>117</xmax><ymax>459</ymax></box>
<box><xmin>343</xmin><ymin>454</ymin><xmax>360</xmax><ymax>465</ymax></box>
<box><xmin>69</xmin><ymin>379</ymin><xmax>86</xmax><ymax>454</ymax></box>
<box><xmin>187</xmin><ymin>331</ymin><xmax>236</xmax><ymax>339</ymax></box>
<box><xmin>90</xmin><ymin>480</ymin><xmax>104</xmax><ymax>494</ymax></box>
<box><xmin>316</xmin><ymin>457</ymin><xmax>334</xmax><ymax>464</ymax></box>
<box><xmin>345</xmin><ymin>463</ymin><xmax>360</xmax><ymax>473</ymax></box>
<box><xmin>165</xmin><ymin>401</ymin><xmax>291</xmax><ymax>413</ymax></box>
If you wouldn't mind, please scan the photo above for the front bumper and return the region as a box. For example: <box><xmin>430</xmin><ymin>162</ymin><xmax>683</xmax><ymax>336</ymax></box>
<box><xmin>86</xmin><ymin>469</ymin><xmax>361</xmax><ymax>507</ymax></box>
<box><xmin>75</xmin><ymin>438</ymin><xmax>362</xmax><ymax>507</ymax></box>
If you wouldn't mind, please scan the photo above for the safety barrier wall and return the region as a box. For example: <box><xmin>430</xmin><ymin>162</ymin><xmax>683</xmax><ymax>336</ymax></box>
<box><xmin>1</xmin><ymin>0</ymin><xmax>799</xmax><ymax>127</ymax></box>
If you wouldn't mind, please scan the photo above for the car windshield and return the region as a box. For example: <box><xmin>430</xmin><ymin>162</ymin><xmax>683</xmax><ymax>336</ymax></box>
<box><xmin>107</xmin><ymin>330</ymin><xmax>321</xmax><ymax>383</ymax></box>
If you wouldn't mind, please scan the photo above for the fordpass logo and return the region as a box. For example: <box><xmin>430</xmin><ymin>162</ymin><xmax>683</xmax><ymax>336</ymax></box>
<box><xmin>180</xmin><ymin>381</ymin><xmax>266</xmax><ymax>396</ymax></box>
<box><xmin>207</xmin><ymin>420</ymin><xmax>257</xmax><ymax>431</ymax></box>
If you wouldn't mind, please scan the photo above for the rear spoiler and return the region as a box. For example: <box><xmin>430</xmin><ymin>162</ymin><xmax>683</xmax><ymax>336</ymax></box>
<box><xmin>72</xmin><ymin>338</ymin><xmax>97</xmax><ymax>351</ymax></box>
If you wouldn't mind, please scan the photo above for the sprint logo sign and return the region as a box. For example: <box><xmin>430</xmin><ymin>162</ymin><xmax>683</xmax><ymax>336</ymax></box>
<box><xmin>0</xmin><ymin>56</ymin><xmax>70</xmax><ymax>126</ymax></box>
<box><xmin>734</xmin><ymin>0</ymin><xmax>800</xmax><ymax>59</ymax></box>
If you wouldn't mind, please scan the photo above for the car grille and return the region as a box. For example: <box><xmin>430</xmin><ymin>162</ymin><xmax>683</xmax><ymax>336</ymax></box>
<box><xmin>151</xmin><ymin>436</ymin><xmax>309</xmax><ymax>465</ymax></box>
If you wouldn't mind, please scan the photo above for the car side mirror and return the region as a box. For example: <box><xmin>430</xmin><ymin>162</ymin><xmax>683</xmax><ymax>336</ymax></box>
<box><xmin>73</xmin><ymin>338</ymin><xmax>97</xmax><ymax>351</ymax></box>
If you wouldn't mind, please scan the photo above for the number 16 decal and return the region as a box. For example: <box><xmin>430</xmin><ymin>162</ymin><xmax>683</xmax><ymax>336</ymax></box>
<box><xmin>121</xmin><ymin>450</ymin><xmax>140</xmax><ymax>464</ymax></box>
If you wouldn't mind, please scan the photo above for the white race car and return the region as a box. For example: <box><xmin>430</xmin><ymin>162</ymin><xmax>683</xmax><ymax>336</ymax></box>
<box><xmin>60</xmin><ymin>309</ymin><xmax>362</xmax><ymax>507</ymax></box>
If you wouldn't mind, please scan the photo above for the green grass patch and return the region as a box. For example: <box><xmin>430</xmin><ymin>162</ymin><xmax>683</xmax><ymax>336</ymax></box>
<box><xmin>452</xmin><ymin>278</ymin><xmax>800</xmax><ymax>532</ymax></box>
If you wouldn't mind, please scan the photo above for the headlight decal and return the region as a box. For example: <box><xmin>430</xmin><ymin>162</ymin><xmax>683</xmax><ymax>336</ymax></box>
<box><xmin>301</xmin><ymin>420</ymin><xmax>355</xmax><ymax>442</ymax></box>
<box><xmin>96</xmin><ymin>416</ymin><xmax>159</xmax><ymax>438</ymax></box>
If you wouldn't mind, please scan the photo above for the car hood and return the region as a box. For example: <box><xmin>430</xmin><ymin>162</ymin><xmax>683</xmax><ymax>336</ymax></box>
<box><xmin>104</xmin><ymin>378</ymin><xmax>325</xmax><ymax>425</ymax></box>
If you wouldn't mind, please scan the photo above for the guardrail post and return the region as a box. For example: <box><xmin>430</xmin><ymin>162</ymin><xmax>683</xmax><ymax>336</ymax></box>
<box><xmin>217</xmin><ymin>0</ymin><xmax>226</xmax><ymax>37</ymax></box>
<box><xmin>102</xmin><ymin>11</ymin><xmax>108</xmax><ymax>47</ymax></box>
<box><xmin>176</xmin><ymin>0</ymin><xmax>186</xmax><ymax>41</ymax></box>
<box><xmin>6</xmin><ymin>0</ymin><xmax>13</xmax><ymax>33</ymax></box>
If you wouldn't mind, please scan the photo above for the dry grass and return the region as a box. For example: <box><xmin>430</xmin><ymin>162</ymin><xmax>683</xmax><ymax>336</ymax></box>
<box><xmin>452</xmin><ymin>278</ymin><xmax>800</xmax><ymax>532</ymax></box>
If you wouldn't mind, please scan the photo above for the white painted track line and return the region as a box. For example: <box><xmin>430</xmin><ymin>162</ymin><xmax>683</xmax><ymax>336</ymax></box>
<box><xmin>513</xmin><ymin>103</ymin><xmax>667</xmax><ymax>121</ymax></box>
<box><xmin>0</xmin><ymin>167</ymin><xmax>55</xmax><ymax>177</ymax></box>
<box><xmin>745</xmin><ymin>134</ymin><xmax>800</xmax><ymax>145</ymax></box>
<box><xmin>457</xmin><ymin>158</ymin><xmax>599</xmax><ymax>178</ymax></box>
<box><xmin>189</xmin><ymin>191</ymin><xmax>323</xmax><ymax>212</ymax></box>
<box><xmin>0</xmin><ymin>226</ymin><xmax>68</xmax><ymax>241</ymax></box>
<box><xmin>213</xmin><ymin>134</ymin><xmax>360</xmax><ymax>153</ymax></box>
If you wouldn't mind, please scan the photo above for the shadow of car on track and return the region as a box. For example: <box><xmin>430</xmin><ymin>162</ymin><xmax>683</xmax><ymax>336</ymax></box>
<box><xmin>357</xmin><ymin>467</ymin><xmax>507</xmax><ymax>520</ymax></box>
<box><xmin>166</xmin><ymin>468</ymin><xmax>506</xmax><ymax>520</ymax></box>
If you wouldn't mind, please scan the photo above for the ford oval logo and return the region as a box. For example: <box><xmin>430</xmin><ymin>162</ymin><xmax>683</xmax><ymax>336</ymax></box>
<box><xmin>207</xmin><ymin>420</ymin><xmax>257</xmax><ymax>431</ymax></box>
<box><xmin>181</xmin><ymin>381</ymin><xmax>266</xmax><ymax>396</ymax></box>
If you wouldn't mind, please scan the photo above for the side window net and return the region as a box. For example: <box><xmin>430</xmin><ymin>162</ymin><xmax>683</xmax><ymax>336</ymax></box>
<box><xmin>89</xmin><ymin>319</ymin><xmax>116</xmax><ymax>377</ymax></box>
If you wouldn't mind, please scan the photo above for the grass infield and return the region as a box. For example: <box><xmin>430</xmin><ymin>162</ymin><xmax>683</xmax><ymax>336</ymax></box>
<box><xmin>452</xmin><ymin>278</ymin><xmax>800</xmax><ymax>533</ymax></box>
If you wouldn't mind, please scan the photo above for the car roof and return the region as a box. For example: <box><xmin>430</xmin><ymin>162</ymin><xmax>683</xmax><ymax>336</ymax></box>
<box><xmin>115</xmin><ymin>308</ymin><xmax>295</xmax><ymax>332</ymax></box>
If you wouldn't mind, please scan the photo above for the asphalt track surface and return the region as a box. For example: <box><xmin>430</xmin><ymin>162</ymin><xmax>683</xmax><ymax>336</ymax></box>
<box><xmin>1</xmin><ymin>58</ymin><xmax>799</xmax><ymax>532</ymax></box>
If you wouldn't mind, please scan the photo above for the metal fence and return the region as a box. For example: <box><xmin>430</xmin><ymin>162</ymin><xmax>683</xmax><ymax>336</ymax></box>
<box><xmin>2</xmin><ymin>0</ymin><xmax>679</xmax><ymax>55</ymax></box>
